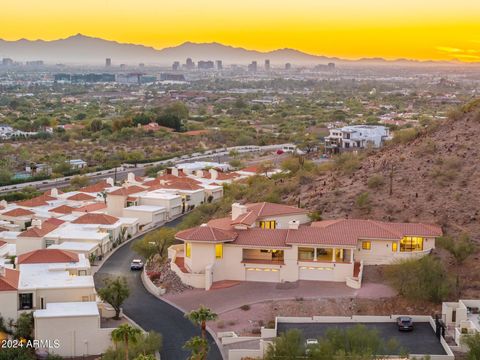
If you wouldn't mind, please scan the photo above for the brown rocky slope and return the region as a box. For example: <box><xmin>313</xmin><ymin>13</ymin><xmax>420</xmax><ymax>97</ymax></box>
<box><xmin>290</xmin><ymin>100</ymin><xmax>480</xmax><ymax>297</ymax></box>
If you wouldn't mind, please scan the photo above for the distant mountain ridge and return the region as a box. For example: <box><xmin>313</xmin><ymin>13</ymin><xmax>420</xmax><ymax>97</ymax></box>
<box><xmin>0</xmin><ymin>34</ymin><xmax>463</xmax><ymax>66</ymax></box>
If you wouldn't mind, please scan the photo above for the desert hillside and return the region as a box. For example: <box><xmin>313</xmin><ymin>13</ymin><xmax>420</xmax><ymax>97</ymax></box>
<box><xmin>299</xmin><ymin>100</ymin><xmax>480</xmax><ymax>241</ymax></box>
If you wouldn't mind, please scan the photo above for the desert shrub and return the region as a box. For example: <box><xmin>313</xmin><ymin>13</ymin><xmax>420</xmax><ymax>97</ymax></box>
<box><xmin>355</xmin><ymin>192</ymin><xmax>372</xmax><ymax>213</ymax></box>
<box><xmin>308</xmin><ymin>210</ymin><xmax>322</xmax><ymax>222</ymax></box>
<box><xmin>240</xmin><ymin>304</ymin><xmax>251</xmax><ymax>311</ymax></box>
<box><xmin>385</xmin><ymin>256</ymin><xmax>452</xmax><ymax>303</ymax></box>
<box><xmin>333</xmin><ymin>152</ymin><xmax>363</xmax><ymax>175</ymax></box>
<box><xmin>391</xmin><ymin>128</ymin><xmax>419</xmax><ymax>144</ymax></box>
<box><xmin>430</xmin><ymin>156</ymin><xmax>462</xmax><ymax>186</ymax></box>
<box><xmin>367</xmin><ymin>175</ymin><xmax>385</xmax><ymax>189</ymax></box>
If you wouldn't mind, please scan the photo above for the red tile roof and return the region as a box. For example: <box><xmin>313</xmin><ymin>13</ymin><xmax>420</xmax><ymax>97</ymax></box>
<box><xmin>79</xmin><ymin>180</ymin><xmax>112</xmax><ymax>193</ymax></box>
<box><xmin>18</xmin><ymin>249</ymin><xmax>79</xmax><ymax>264</ymax></box>
<box><xmin>0</xmin><ymin>267</ymin><xmax>20</xmax><ymax>291</ymax></box>
<box><xmin>49</xmin><ymin>205</ymin><xmax>75</xmax><ymax>215</ymax></box>
<box><xmin>144</xmin><ymin>175</ymin><xmax>203</xmax><ymax>191</ymax></box>
<box><xmin>207</xmin><ymin>217</ymin><xmax>234</xmax><ymax>231</ymax></box>
<box><xmin>246</xmin><ymin>202</ymin><xmax>309</xmax><ymax>218</ymax></box>
<box><xmin>175</xmin><ymin>226</ymin><xmax>238</xmax><ymax>243</ymax></box>
<box><xmin>108</xmin><ymin>185</ymin><xmax>147</xmax><ymax>196</ymax></box>
<box><xmin>240</xmin><ymin>166</ymin><xmax>261</xmax><ymax>174</ymax></box>
<box><xmin>67</xmin><ymin>193</ymin><xmax>96</xmax><ymax>201</ymax></box>
<box><xmin>44</xmin><ymin>218</ymin><xmax>66</xmax><ymax>226</ymax></box>
<box><xmin>75</xmin><ymin>202</ymin><xmax>107</xmax><ymax>213</ymax></box>
<box><xmin>72</xmin><ymin>213</ymin><xmax>119</xmax><ymax>225</ymax></box>
<box><xmin>19</xmin><ymin>221</ymin><xmax>61</xmax><ymax>238</ymax></box>
<box><xmin>310</xmin><ymin>219</ymin><xmax>442</xmax><ymax>241</ymax></box>
<box><xmin>183</xmin><ymin>218</ymin><xmax>442</xmax><ymax>248</ymax></box>
<box><xmin>0</xmin><ymin>240</ymin><xmax>5</xmax><ymax>247</ymax></box>
<box><xmin>1</xmin><ymin>208</ymin><xmax>35</xmax><ymax>217</ymax></box>
<box><xmin>16</xmin><ymin>194</ymin><xmax>55</xmax><ymax>207</ymax></box>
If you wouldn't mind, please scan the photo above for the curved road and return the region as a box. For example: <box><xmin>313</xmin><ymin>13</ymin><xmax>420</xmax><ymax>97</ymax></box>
<box><xmin>93</xmin><ymin>218</ymin><xmax>223</xmax><ymax>360</ymax></box>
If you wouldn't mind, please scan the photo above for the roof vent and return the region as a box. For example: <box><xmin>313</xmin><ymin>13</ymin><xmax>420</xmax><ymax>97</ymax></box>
<box><xmin>288</xmin><ymin>220</ymin><xmax>300</xmax><ymax>230</ymax></box>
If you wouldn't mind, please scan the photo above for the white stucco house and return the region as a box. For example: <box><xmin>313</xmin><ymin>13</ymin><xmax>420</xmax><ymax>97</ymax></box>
<box><xmin>168</xmin><ymin>202</ymin><xmax>442</xmax><ymax>290</ymax></box>
<box><xmin>325</xmin><ymin>125</ymin><xmax>391</xmax><ymax>153</ymax></box>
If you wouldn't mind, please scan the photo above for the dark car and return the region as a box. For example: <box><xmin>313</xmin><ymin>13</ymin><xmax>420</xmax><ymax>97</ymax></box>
<box><xmin>130</xmin><ymin>259</ymin><xmax>144</xmax><ymax>271</ymax></box>
<box><xmin>397</xmin><ymin>316</ymin><xmax>414</xmax><ymax>331</ymax></box>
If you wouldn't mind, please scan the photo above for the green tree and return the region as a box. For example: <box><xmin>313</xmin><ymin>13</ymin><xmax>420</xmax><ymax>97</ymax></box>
<box><xmin>0</xmin><ymin>347</ymin><xmax>34</xmax><ymax>360</ymax></box>
<box><xmin>264</xmin><ymin>329</ymin><xmax>304</xmax><ymax>360</ymax></box>
<box><xmin>133</xmin><ymin>355</ymin><xmax>156</xmax><ymax>360</ymax></box>
<box><xmin>111</xmin><ymin>324</ymin><xmax>142</xmax><ymax>360</ymax></box>
<box><xmin>98</xmin><ymin>277</ymin><xmax>130</xmax><ymax>320</ymax></box>
<box><xmin>183</xmin><ymin>336</ymin><xmax>209</xmax><ymax>360</ymax></box>
<box><xmin>437</xmin><ymin>234</ymin><xmax>475</xmax><ymax>297</ymax></box>
<box><xmin>185</xmin><ymin>306</ymin><xmax>218</xmax><ymax>340</ymax></box>
<box><xmin>14</xmin><ymin>312</ymin><xmax>34</xmax><ymax>340</ymax></box>
<box><xmin>70</xmin><ymin>175</ymin><xmax>89</xmax><ymax>189</ymax></box>
<box><xmin>462</xmin><ymin>332</ymin><xmax>480</xmax><ymax>360</ymax></box>
<box><xmin>132</xmin><ymin>227</ymin><xmax>175</xmax><ymax>262</ymax></box>
<box><xmin>385</xmin><ymin>256</ymin><xmax>451</xmax><ymax>303</ymax></box>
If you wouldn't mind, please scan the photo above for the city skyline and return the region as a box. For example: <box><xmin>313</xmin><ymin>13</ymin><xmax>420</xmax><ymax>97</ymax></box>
<box><xmin>1</xmin><ymin>0</ymin><xmax>480</xmax><ymax>62</ymax></box>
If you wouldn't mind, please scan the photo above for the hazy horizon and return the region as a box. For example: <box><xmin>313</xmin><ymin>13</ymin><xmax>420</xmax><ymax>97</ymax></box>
<box><xmin>1</xmin><ymin>0</ymin><xmax>480</xmax><ymax>63</ymax></box>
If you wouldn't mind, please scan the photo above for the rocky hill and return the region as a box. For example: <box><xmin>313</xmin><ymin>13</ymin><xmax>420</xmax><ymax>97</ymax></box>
<box><xmin>298</xmin><ymin>100</ymin><xmax>480</xmax><ymax>241</ymax></box>
<box><xmin>291</xmin><ymin>100</ymin><xmax>480</xmax><ymax>297</ymax></box>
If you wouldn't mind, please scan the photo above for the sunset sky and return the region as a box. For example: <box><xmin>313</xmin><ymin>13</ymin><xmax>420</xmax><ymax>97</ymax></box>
<box><xmin>1</xmin><ymin>0</ymin><xmax>480</xmax><ymax>62</ymax></box>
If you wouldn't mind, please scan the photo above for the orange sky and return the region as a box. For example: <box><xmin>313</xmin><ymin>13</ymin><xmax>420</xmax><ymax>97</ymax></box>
<box><xmin>1</xmin><ymin>0</ymin><xmax>480</xmax><ymax>62</ymax></box>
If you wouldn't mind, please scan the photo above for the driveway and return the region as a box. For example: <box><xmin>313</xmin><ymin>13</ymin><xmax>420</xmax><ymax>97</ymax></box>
<box><xmin>164</xmin><ymin>280</ymin><xmax>396</xmax><ymax>314</ymax></box>
<box><xmin>93</xmin><ymin>217</ymin><xmax>222</xmax><ymax>360</ymax></box>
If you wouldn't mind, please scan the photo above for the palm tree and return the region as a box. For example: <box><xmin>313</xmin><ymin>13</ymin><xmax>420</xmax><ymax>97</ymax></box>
<box><xmin>111</xmin><ymin>324</ymin><xmax>142</xmax><ymax>360</ymax></box>
<box><xmin>185</xmin><ymin>306</ymin><xmax>218</xmax><ymax>340</ymax></box>
<box><xmin>183</xmin><ymin>336</ymin><xmax>209</xmax><ymax>360</ymax></box>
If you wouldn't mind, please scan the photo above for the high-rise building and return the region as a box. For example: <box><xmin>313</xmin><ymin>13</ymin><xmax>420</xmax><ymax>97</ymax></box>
<box><xmin>265</xmin><ymin>59</ymin><xmax>270</xmax><ymax>71</ymax></box>
<box><xmin>2</xmin><ymin>58</ymin><xmax>13</xmax><ymax>66</ymax></box>
<box><xmin>248</xmin><ymin>61</ymin><xmax>258</xmax><ymax>72</ymax></box>
<box><xmin>328</xmin><ymin>62</ymin><xmax>335</xmax><ymax>69</ymax></box>
<box><xmin>185</xmin><ymin>58</ymin><xmax>195</xmax><ymax>70</ymax></box>
<box><xmin>105</xmin><ymin>58</ymin><xmax>111</xmax><ymax>67</ymax></box>
<box><xmin>285</xmin><ymin>62</ymin><xmax>292</xmax><ymax>70</ymax></box>
<box><xmin>216</xmin><ymin>60</ymin><xmax>223</xmax><ymax>70</ymax></box>
<box><xmin>172</xmin><ymin>61</ymin><xmax>180</xmax><ymax>71</ymax></box>
<box><xmin>198</xmin><ymin>60</ymin><xmax>215</xmax><ymax>70</ymax></box>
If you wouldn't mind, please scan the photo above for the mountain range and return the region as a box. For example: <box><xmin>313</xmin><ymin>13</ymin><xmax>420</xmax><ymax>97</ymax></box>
<box><xmin>0</xmin><ymin>34</ymin><xmax>466</xmax><ymax>66</ymax></box>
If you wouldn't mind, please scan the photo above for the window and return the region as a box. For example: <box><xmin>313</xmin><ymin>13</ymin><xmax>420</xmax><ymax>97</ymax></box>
<box><xmin>392</xmin><ymin>242</ymin><xmax>398</xmax><ymax>252</ymax></box>
<box><xmin>19</xmin><ymin>293</ymin><xmax>33</xmax><ymax>310</ymax></box>
<box><xmin>185</xmin><ymin>243</ymin><xmax>191</xmax><ymax>258</ymax></box>
<box><xmin>362</xmin><ymin>241</ymin><xmax>371</xmax><ymax>250</ymax></box>
<box><xmin>215</xmin><ymin>244</ymin><xmax>223</xmax><ymax>259</ymax></box>
<box><xmin>45</xmin><ymin>240</ymin><xmax>55</xmax><ymax>248</ymax></box>
<box><xmin>298</xmin><ymin>247</ymin><xmax>315</xmax><ymax>261</ymax></box>
<box><xmin>400</xmin><ymin>237</ymin><xmax>423</xmax><ymax>252</ymax></box>
<box><xmin>259</xmin><ymin>220</ymin><xmax>276</xmax><ymax>229</ymax></box>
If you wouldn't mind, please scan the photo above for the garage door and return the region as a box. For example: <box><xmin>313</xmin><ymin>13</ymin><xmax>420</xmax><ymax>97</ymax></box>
<box><xmin>245</xmin><ymin>267</ymin><xmax>281</xmax><ymax>282</ymax></box>
<box><xmin>299</xmin><ymin>265</ymin><xmax>335</xmax><ymax>281</ymax></box>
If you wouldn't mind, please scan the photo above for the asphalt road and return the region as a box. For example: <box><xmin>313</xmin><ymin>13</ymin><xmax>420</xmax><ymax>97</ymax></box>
<box><xmin>93</xmin><ymin>217</ymin><xmax>223</xmax><ymax>360</ymax></box>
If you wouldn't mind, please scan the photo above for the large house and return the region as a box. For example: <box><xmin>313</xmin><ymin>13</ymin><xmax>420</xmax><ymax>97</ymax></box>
<box><xmin>325</xmin><ymin>125</ymin><xmax>391</xmax><ymax>153</ymax></box>
<box><xmin>168</xmin><ymin>202</ymin><xmax>442</xmax><ymax>290</ymax></box>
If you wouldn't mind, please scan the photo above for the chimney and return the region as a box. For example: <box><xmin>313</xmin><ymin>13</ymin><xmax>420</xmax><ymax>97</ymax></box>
<box><xmin>0</xmin><ymin>200</ymin><xmax>7</xmax><ymax>208</ymax></box>
<box><xmin>209</xmin><ymin>168</ymin><xmax>218</xmax><ymax>181</ymax></box>
<box><xmin>156</xmin><ymin>169</ymin><xmax>165</xmax><ymax>177</ymax></box>
<box><xmin>50</xmin><ymin>188</ymin><xmax>59</xmax><ymax>197</ymax></box>
<box><xmin>127</xmin><ymin>172</ymin><xmax>135</xmax><ymax>182</ymax></box>
<box><xmin>106</xmin><ymin>177</ymin><xmax>114</xmax><ymax>186</ymax></box>
<box><xmin>0</xmin><ymin>265</ymin><xmax>5</xmax><ymax>278</ymax></box>
<box><xmin>288</xmin><ymin>220</ymin><xmax>300</xmax><ymax>230</ymax></box>
<box><xmin>171</xmin><ymin>168</ymin><xmax>179</xmax><ymax>177</ymax></box>
<box><xmin>195</xmin><ymin>170</ymin><xmax>204</xmax><ymax>178</ymax></box>
<box><xmin>183</xmin><ymin>168</ymin><xmax>192</xmax><ymax>175</ymax></box>
<box><xmin>231</xmin><ymin>203</ymin><xmax>247</xmax><ymax>221</ymax></box>
<box><xmin>31</xmin><ymin>219</ymin><xmax>42</xmax><ymax>229</ymax></box>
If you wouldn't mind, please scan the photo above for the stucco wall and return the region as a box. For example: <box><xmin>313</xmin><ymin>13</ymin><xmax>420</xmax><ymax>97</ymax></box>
<box><xmin>0</xmin><ymin>291</ymin><xmax>18</xmax><ymax>321</ymax></box>
<box><xmin>33</xmin><ymin>287</ymin><xmax>96</xmax><ymax>309</ymax></box>
<box><xmin>354</xmin><ymin>237</ymin><xmax>435</xmax><ymax>265</ymax></box>
<box><xmin>106</xmin><ymin>195</ymin><xmax>126</xmax><ymax>217</ymax></box>
<box><xmin>34</xmin><ymin>315</ymin><xmax>113</xmax><ymax>357</ymax></box>
<box><xmin>16</xmin><ymin>236</ymin><xmax>44</xmax><ymax>256</ymax></box>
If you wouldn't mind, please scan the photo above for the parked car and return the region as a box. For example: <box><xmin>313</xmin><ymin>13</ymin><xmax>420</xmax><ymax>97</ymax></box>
<box><xmin>305</xmin><ymin>339</ymin><xmax>318</xmax><ymax>354</ymax></box>
<box><xmin>130</xmin><ymin>259</ymin><xmax>144</xmax><ymax>270</ymax></box>
<box><xmin>397</xmin><ymin>316</ymin><xmax>414</xmax><ymax>331</ymax></box>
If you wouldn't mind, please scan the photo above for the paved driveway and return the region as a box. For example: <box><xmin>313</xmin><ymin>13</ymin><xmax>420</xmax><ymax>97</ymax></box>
<box><xmin>165</xmin><ymin>281</ymin><xmax>358</xmax><ymax>313</ymax></box>
<box><xmin>94</xmin><ymin>217</ymin><xmax>222</xmax><ymax>360</ymax></box>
